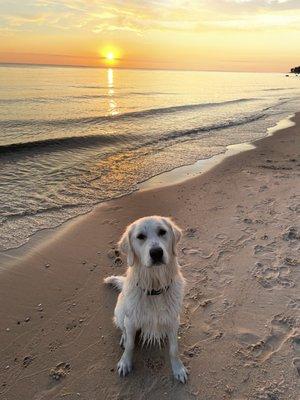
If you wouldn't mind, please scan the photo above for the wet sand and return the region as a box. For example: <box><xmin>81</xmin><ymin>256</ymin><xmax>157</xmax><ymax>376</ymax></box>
<box><xmin>0</xmin><ymin>114</ymin><xmax>299</xmax><ymax>400</ymax></box>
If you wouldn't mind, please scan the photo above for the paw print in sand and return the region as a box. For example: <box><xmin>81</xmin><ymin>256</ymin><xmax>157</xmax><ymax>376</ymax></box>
<box><xmin>49</xmin><ymin>362</ymin><xmax>71</xmax><ymax>381</ymax></box>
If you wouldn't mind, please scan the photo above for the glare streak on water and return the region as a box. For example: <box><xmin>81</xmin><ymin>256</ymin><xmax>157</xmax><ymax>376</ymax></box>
<box><xmin>0</xmin><ymin>65</ymin><xmax>300</xmax><ymax>250</ymax></box>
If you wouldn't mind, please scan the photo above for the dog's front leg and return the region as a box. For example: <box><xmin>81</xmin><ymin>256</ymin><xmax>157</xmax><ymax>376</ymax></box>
<box><xmin>168</xmin><ymin>328</ymin><xmax>188</xmax><ymax>383</ymax></box>
<box><xmin>117</xmin><ymin>316</ymin><xmax>136</xmax><ymax>377</ymax></box>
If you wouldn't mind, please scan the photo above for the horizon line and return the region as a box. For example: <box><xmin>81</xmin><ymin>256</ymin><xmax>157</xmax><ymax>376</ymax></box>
<box><xmin>0</xmin><ymin>61</ymin><xmax>289</xmax><ymax>74</ymax></box>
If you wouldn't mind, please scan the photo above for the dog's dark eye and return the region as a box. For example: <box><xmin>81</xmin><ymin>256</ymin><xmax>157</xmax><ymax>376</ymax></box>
<box><xmin>158</xmin><ymin>228</ymin><xmax>166</xmax><ymax>236</ymax></box>
<box><xmin>137</xmin><ymin>233</ymin><xmax>146</xmax><ymax>240</ymax></box>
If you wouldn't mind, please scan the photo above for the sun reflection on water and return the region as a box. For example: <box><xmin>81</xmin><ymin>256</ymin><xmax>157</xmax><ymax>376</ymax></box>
<box><xmin>107</xmin><ymin>68</ymin><xmax>118</xmax><ymax>116</ymax></box>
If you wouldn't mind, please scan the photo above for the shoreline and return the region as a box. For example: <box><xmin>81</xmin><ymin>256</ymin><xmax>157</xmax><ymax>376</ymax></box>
<box><xmin>0</xmin><ymin>112</ymin><xmax>299</xmax><ymax>399</ymax></box>
<box><xmin>139</xmin><ymin>114</ymin><xmax>295</xmax><ymax>191</ymax></box>
<box><xmin>0</xmin><ymin>114</ymin><xmax>295</xmax><ymax>263</ymax></box>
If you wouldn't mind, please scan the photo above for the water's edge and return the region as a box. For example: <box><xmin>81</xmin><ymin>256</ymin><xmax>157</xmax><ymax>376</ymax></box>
<box><xmin>0</xmin><ymin>113</ymin><xmax>295</xmax><ymax>266</ymax></box>
<box><xmin>139</xmin><ymin>114</ymin><xmax>295</xmax><ymax>190</ymax></box>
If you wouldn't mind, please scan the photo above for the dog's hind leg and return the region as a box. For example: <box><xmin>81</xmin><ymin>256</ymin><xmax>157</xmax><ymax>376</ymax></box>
<box><xmin>117</xmin><ymin>317</ymin><xmax>136</xmax><ymax>377</ymax></box>
<box><xmin>168</xmin><ymin>327</ymin><xmax>188</xmax><ymax>383</ymax></box>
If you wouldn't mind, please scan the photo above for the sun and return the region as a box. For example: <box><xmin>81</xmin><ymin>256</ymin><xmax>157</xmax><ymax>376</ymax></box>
<box><xmin>106</xmin><ymin>52</ymin><xmax>115</xmax><ymax>61</ymax></box>
<box><xmin>100</xmin><ymin>46</ymin><xmax>121</xmax><ymax>66</ymax></box>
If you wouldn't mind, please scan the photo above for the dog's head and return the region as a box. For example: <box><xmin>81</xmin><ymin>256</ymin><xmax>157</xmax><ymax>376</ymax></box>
<box><xmin>118</xmin><ymin>216</ymin><xmax>182</xmax><ymax>268</ymax></box>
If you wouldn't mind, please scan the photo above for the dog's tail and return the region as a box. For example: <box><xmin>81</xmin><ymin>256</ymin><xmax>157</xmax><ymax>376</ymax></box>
<box><xmin>104</xmin><ymin>275</ymin><xmax>125</xmax><ymax>291</ymax></box>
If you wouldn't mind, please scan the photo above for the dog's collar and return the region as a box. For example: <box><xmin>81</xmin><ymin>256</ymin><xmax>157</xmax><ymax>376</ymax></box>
<box><xmin>146</xmin><ymin>286</ymin><xmax>170</xmax><ymax>296</ymax></box>
<box><xmin>137</xmin><ymin>283</ymin><xmax>171</xmax><ymax>296</ymax></box>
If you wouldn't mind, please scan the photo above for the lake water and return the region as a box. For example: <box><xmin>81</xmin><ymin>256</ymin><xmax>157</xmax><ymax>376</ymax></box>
<box><xmin>1</xmin><ymin>65</ymin><xmax>300</xmax><ymax>250</ymax></box>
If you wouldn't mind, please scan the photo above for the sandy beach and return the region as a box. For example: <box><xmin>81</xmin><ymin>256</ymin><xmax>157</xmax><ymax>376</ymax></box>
<box><xmin>0</xmin><ymin>114</ymin><xmax>299</xmax><ymax>400</ymax></box>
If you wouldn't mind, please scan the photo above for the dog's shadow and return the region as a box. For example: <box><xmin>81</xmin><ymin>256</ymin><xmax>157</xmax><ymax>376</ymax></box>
<box><xmin>133</xmin><ymin>331</ymin><xmax>167</xmax><ymax>372</ymax></box>
<box><xmin>115</xmin><ymin>337</ymin><xmax>189</xmax><ymax>398</ymax></box>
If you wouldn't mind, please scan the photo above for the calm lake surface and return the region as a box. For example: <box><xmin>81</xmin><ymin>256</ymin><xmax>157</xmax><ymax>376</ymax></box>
<box><xmin>1</xmin><ymin>65</ymin><xmax>300</xmax><ymax>250</ymax></box>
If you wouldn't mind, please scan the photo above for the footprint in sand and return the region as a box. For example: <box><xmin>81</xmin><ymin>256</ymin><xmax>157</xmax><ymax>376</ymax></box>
<box><xmin>248</xmin><ymin>315</ymin><xmax>296</xmax><ymax>363</ymax></box>
<box><xmin>288</xmin><ymin>298</ymin><xmax>300</xmax><ymax>309</ymax></box>
<box><xmin>49</xmin><ymin>362</ymin><xmax>71</xmax><ymax>381</ymax></box>
<box><xmin>292</xmin><ymin>334</ymin><xmax>300</xmax><ymax>354</ymax></box>
<box><xmin>283</xmin><ymin>226</ymin><xmax>300</xmax><ymax>241</ymax></box>
<box><xmin>293</xmin><ymin>358</ymin><xmax>300</xmax><ymax>376</ymax></box>
<box><xmin>253</xmin><ymin>242</ymin><xmax>276</xmax><ymax>259</ymax></box>
<box><xmin>237</xmin><ymin>331</ymin><xmax>260</xmax><ymax>347</ymax></box>
<box><xmin>185</xmin><ymin>227</ymin><xmax>199</xmax><ymax>238</ymax></box>
<box><xmin>252</xmin><ymin>262</ymin><xmax>295</xmax><ymax>289</ymax></box>
<box><xmin>181</xmin><ymin>247</ymin><xmax>213</xmax><ymax>259</ymax></box>
<box><xmin>284</xmin><ymin>256</ymin><xmax>300</xmax><ymax>267</ymax></box>
<box><xmin>107</xmin><ymin>248</ymin><xmax>123</xmax><ymax>267</ymax></box>
<box><xmin>288</xmin><ymin>203</ymin><xmax>300</xmax><ymax>213</ymax></box>
<box><xmin>184</xmin><ymin>344</ymin><xmax>202</xmax><ymax>358</ymax></box>
<box><xmin>292</xmin><ymin>334</ymin><xmax>300</xmax><ymax>376</ymax></box>
<box><xmin>253</xmin><ymin>379</ymin><xmax>287</xmax><ymax>400</ymax></box>
<box><xmin>216</xmin><ymin>234</ymin><xmax>253</xmax><ymax>264</ymax></box>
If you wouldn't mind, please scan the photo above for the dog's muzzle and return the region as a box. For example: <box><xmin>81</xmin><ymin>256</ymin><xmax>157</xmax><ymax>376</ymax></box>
<box><xmin>149</xmin><ymin>246</ymin><xmax>164</xmax><ymax>265</ymax></box>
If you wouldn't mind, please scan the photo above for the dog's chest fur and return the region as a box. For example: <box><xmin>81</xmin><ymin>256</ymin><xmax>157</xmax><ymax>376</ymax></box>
<box><xmin>125</xmin><ymin>277</ymin><xmax>184</xmax><ymax>344</ymax></box>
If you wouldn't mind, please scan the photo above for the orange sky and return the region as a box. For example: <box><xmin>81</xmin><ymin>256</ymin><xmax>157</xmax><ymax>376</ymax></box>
<box><xmin>0</xmin><ymin>0</ymin><xmax>300</xmax><ymax>72</ymax></box>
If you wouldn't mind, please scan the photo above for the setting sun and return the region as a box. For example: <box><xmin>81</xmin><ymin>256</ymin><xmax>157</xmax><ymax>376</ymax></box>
<box><xmin>106</xmin><ymin>52</ymin><xmax>115</xmax><ymax>61</ymax></box>
<box><xmin>100</xmin><ymin>46</ymin><xmax>121</xmax><ymax>66</ymax></box>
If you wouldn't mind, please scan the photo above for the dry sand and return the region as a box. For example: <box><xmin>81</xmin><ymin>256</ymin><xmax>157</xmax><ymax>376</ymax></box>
<box><xmin>0</xmin><ymin>114</ymin><xmax>299</xmax><ymax>400</ymax></box>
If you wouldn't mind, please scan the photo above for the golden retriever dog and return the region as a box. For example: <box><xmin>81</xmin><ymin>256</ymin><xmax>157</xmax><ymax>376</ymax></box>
<box><xmin>104</xmin><ymin>216</ymin><xmax>187</xmax><ymax>383</ymax></box>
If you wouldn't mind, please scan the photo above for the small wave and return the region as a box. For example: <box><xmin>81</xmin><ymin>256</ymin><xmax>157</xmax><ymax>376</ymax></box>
<box><xmin>70</xmin><ymin>94</ymin><xmax>114</xmax><ymax>100</ymax></box>
<box><xmin>162</xmin><ymin>111</ymin><xmax>266</xmax><ymax>143</ymax></box>
<box><xmin>0</xmin><ymin>92</ymin><xmax>176</xmax><ymax>105</ymax></box>
<box><xmin>262</xmin><ymin>87</ymin><xmax>297</xmax><ymax>92</ymax></box>
<box><xmin>0</xmin><ymin>97</ymin><xmax>258</xmax><ymax>129</ymax></box>
<box><xmin>69</xmin><ymin>85</ymin><xmax>173</xmax><ymax>94</ymax></box>
<box><xmin>0</xmin><ymin>109</ymin><xmax>266</xmax><ymax>155</ymax></box>
<box><xmin>127</xmin><ymin>91</ymin><xmax>177</xmax><ymax>96</ymax></box>
<box><xmin>1</xmin><ymin>202</ymin><xmax>88</xmax><ymax>221</ymax></box>
<box><xmin>70</xmin><ymin>85</ymin><xmax>110</xmax><ymax>89</ymax></box>
<box><xmin>0</xmin><ymin>133</ymin><xmax>132</xmax><ymax>153</ymax></box>
<box><xmin>0</xmin><ymin>97</ymin><xmax>51</xmax><ymax>104</ymax></box>
<box><xmin>0</xmin><ymin>94</ymin><xmax>114</xmax><ymax>104</ymax></box>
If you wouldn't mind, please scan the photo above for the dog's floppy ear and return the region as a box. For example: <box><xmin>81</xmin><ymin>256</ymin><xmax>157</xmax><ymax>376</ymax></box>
<box><xmin>118</xmin><ymin>224</ymin><xmax>135</xmax><ymax>266</ymax></box>
<box><xmin>164</xmin><ymin>217</ymin><xmax>182</xmax><ymax>255</ymax></box>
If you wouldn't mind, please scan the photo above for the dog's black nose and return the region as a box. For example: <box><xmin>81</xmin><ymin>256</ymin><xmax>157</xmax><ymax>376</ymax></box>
<box><xmin>150</xmin><ymin>247</ymin><xmax>163</xmax><ymax>263</ymax></box>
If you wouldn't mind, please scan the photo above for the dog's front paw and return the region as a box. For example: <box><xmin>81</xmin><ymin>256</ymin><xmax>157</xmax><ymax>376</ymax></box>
<box><xmin>172</xmin><ymin>360</ymin><xmax>188</xmax><ymax>383</ymax></box>
<box><xmin>117</xmin><ymin>356</ymin><xmax>133</xmax><ymax>377</ymax></box>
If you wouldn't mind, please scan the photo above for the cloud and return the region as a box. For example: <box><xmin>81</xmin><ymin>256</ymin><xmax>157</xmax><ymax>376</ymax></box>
<box><xmin>201</xmin><ymin>11</ymin><xmax>300</xmax><ymax>31</ymax></box>
<box><xmin>0</xmin><ymin>0</ymin><xmax>300</xmax><ymax>36</ymax></box>
<box><xmin>2</xmin><ymin>13</ymin><xmax>49</xmax><ymax>27</ymax></box>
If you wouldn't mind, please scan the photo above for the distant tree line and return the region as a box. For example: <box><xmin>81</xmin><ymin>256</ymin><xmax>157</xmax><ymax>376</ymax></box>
<box><xmin>291</xmin><ymin>66</ymin><xmax>300</xmax><ymax>73</ymax></box>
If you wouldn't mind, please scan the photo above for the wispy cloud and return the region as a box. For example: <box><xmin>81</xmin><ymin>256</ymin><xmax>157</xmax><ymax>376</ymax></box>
<box><xmin>0</xmin><ymin>0</ymin><xmax>299</xmax><ymax>71</ymax></box>
<box><xmin>1</xmin><ymin>0</ymin><xmax>299</xmax><ymax>36</ymax></box>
